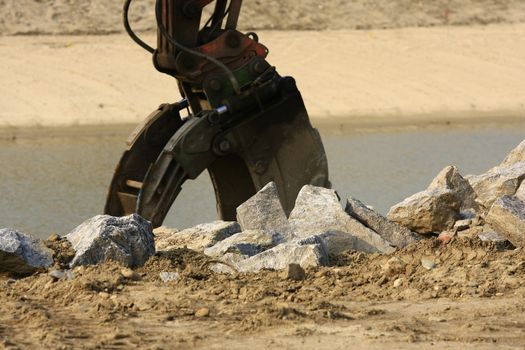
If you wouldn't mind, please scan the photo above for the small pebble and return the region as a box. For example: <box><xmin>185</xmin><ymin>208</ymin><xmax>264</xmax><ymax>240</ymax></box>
<box><xmin>421</xmin><ymin>256</ymin><xmax>437</xmax><ymax>270</ymax></box>
<box><xmin>281</xmin><ymin>264</ymin><xmax>306</xmax><ymax>281</ymax></box>
<box><xmin>98</xmin><ymin>292</ymin><xmax>110</xmax><ymax>299</ymax></box>
<box><xmin>453</xmin><ymin>219</ymin><xmax>472</xmax><ymax>231</ymax></box>
<box><xmin>195</xmin><ymin>307</ymin><xmax>210</xmax><ymax>318</ymax></box>
<box><xmin>159</xmin><ymin>271</ymin><xmax>180</xmax><ymax>283</ymax></box>
<box><xmin>48</xmin><ymin>269</ymin><xmax>75</xmax><ymax>280</ymax></box>
<box><xmin>393</xmin><ymin>278</ymin><xmax>403</xmax><ymax>288</ymax></box>
<box><xmin>121</xmin><ymin>268</ymin><xmax>141</xmax><ymax>281</ymax></box>
<box><xmin>49</xmin><ymin>270</ymin><xmax>66</xmax><ymax>280</ymax></box>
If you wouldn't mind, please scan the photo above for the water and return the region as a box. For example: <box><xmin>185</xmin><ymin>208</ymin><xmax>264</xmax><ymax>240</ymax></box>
<box><xmin>1</xmin><ymin>126</ymin><xmax>524</xmax><ymax>239</ymax></box>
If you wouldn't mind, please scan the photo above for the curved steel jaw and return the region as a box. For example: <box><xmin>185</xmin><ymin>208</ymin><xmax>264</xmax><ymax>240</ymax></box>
<box><xmin>105</xmin><ymin>78</ymin><xmax>329</xmax><ymax>228</ymax></box>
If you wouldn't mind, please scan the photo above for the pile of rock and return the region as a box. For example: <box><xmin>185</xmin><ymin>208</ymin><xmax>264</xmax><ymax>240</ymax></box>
<box><xmin>156</xmin><ymin>182</ymin><xmax>420</xmax><ymax>273</ymax></box>
<box><xmin>0</xmin><ymin>214</ymin><xmax>156</xmax><ymax>276</ymax></box>
<box><xmin>388</xmin><ymin>139</ymin><xmax>525</xmax><ymax>248</ymax></box>
<box><xmin>1</xmin><ymin>139</ymin><xmax>524</xmax><ymax>276</ymax></box>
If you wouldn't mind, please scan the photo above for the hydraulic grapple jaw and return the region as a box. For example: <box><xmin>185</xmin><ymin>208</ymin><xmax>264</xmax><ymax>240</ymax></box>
<box><xmin>105</xmin><ymin>0</ymin><xmax>330</xmax><ymax>227</ymax></box>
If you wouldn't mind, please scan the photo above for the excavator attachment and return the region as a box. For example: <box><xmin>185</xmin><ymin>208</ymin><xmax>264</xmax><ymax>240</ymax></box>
<box><xmin>105</xmin><ymin>0</ymin><xmax>330</xmax><ymax>227</ymax></box>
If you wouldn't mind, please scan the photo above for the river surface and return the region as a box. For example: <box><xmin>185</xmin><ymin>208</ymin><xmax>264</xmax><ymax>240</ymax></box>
<box><xmin>1</xmin><ymin>125</ymin><xmax>524</xmax><ymax>239</ymax></box>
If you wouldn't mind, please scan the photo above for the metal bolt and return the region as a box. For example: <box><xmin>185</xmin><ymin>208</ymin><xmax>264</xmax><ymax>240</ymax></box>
<box><xmin>218</xmin><ymin>140</ymin><xmax>231</xmax><ymax>153</ymax></box>
<box><xmin>253</xmin><ymin>61</ymin><xmax>266</xmax><ymax>74</ymax></box>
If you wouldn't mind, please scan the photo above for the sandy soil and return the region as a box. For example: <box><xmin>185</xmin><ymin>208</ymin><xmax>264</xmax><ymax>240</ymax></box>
<box><xmin>1</xmin><ymin>236</ymin><xmax>525</xmax><ymax>349</ymax></box>
<box><xmin>1</xmin><ymin>24</ymin><xmax>524</xmax><ymax>131</ymax></box>
<box><xmin>1</xmin><ymin>0</ymin><xmax>524</xmax><ymax>35</ymax></box>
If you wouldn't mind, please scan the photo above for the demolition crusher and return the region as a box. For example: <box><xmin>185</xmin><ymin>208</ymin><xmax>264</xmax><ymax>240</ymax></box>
<box><xmin>105</xmin><ymin>0</ymin><xmax>330</xmax><ymax>226</ymax></box>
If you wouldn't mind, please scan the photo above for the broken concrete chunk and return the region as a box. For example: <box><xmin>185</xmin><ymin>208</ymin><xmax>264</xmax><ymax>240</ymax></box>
<box><xmin>388</xmin><ymin>187</ymin><xmax>461</xmax><ymax>234</ymax></box>
<box><xmin>453</xmin><ymin>219</ymin><xmax>472</xmax><ymax>231</ymax></box>
<box><xmin>429</xmin><ymin>166</ymin><xmax>478</xmax><ymax>211</ymax></box>
<box><xmin>485</xmin><ymin>195</ymin><xmax>525</xmax><ymax>247</ymax></box>
<box><xmin>388</xmin><ymin>166</ymin><xmax>481</xmax><ymax>234</ymax></box>
<box><xmin>296</xmin><ymin>230</ymin><xmax>384</xmax><ymax>255</ymax></box>
<box><xmin>289</xmin><ymin>185</ymin><xmax>395</xmax><ymax>254</ymax></box>
<box><xmin>155</xmin><ymin>221</ymin><xmax>240</xmax><ymax>252</ymax></box>
<box><xmin>209</xmin><ymin>253</ymin><xmax>247</xmax><ymax>274</ymax></box>
<box><xmin>66</xmin><ymin>214</ymin><xmax>155</xmax><ymax>268</ymax></box>
<box><xmin>288</xmin><ymin>185</ymin><xmax>345</xmax><ymax>237</ymax></box>
<box><xmin>345</xmin><ymin>197</ymin><xmax>420</xmax><ymax>248</ymax></box>
<box><xmin>467</xmin><ymin>162</ymin><xmax>525</xmax><ymax>210</ymax></box>
<box><xmin>236</xmin><ymin>182</ymin><xmax>290</xmax><ymax>236</ymax></box>
<box><xmin>478</xmin><ymin>230</ymin><xmax>514</xmax><ymax>250</ymax></box>
<box><xmin>478</xmin><ymin>230</ymin><xmax>509</xmax><ymax>243</ymax></box>
<box><xmin>500</xmin><ymin>140</ymin><xmax>525</xmax><ymax>167</ymax></box>
<box><xmin>204</xmin><ymin>230</ymin><xmax>277</xmax><ymax>258</ymax></box>
<box><xmin>0</xmin><ymin>229</ymin><xmax>53</xmax><ymax>275</ymax></box>
<box><xmin>235</xmin><ymin>243</ymin><xmax>327</xmax><ymax>273</ymax></box>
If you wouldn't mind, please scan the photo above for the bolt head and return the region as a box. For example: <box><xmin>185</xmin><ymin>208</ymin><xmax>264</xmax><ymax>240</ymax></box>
<box><xmin>219</xmin><ymin>140</ymin><xmax>231</xmax><ymax>153</ymax></box>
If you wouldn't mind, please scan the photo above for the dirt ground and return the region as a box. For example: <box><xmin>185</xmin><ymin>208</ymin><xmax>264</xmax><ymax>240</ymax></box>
<box><xmin>1</xmin><ymin>236</ymin><xmax>524</xmax><ymax>349</ymax></box>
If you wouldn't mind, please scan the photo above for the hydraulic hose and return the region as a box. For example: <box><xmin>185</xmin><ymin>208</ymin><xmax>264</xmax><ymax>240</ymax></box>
<box><xmin>123</xmin><ymin>0</ymin><xmax>155</xmax><ymax>54</ymax></box>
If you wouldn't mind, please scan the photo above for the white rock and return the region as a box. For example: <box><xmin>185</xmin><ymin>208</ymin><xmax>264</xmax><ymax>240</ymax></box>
<box><xmin>159</xmin><ymin>271</ymin><xmax>180</xmax><ymax>283</ymax></box>
<box><xmin>388</xmin><ymin>187</ymin><xmax>460</xmax><ymax>234</ymax></box>
<box><xmin>467</xmin><ymin>162</ymin><xmax>525</xmax><ymax>210</ymax></box>
<box><xmin>155</xmin><ymin>221</ymin><xmax>240</xmax><ymax>252</ymax></box>
<box><xmin>453</xmin><ymin>219</ymin><xmax>472</xmax><ymax>231</ymax></box>
<box><xmin>428</xmin><ymin>166</ymin><xmax>478</xmax><ymax>211</ymax></box>
<box><xmin>235</xmin><ymin>243</ymin><xmax>326</xmax><ymax>273</ymax></box>
<box><xmin>236</xmin><ymin>182</ymin><xmax>291</xmax><ymax>237</ymax></box>
<box><xmin>289</xmin><ymin>185</ymin><xmax>395</xmax><ymax>254</ymax></box>
<box><xmin>204</xmin><ymin>230</ymin><xmax>277</xmax><ymax>258</ymax></box>
<box><xmin>66</xmin><ymin>214</ymin><xmax>155</xmax><ymax>268</ymax></box>
<box><xmin>485</xmin><ymin>195</ymin><xmax>525</xmax><ymax>247</ymax></box>
<box><xmin>421</xmin><ymin>256</ymin><xmax>437</xmax><ymax>270</ymax></box>
<box><xmin>478</xmin><ymin>231</ymin><xmax>509</xmax><ymax>243</ymax></box>
<box><xmin>0</xmin><ymin>229</ymin><xmax>53</xmax><ymax>275</ymax></box>
<box><xmin>346</xmin><ymin>197</ymin><xmax>420</xmax><ymax>248</ymax></box>
<box><xmin>500</xmin><ymin>140</ymin><xmax>525</xmax><ymax>167</ymax></box>
<box><xmin>388</xmin><ymin>166</ymin><xmax>482</xmax><ymax>234</ymax></box>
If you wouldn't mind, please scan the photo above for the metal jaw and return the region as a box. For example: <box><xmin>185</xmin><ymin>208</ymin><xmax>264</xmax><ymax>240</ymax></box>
<box><xmin>105</xmin><ymin>75</ymin><xmax>329</xmax><ymax>227</ymax></box>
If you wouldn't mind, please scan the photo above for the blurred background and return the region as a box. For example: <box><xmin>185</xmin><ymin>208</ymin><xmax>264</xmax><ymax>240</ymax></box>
<box><xmin>0</xmin><ymin>0</ymin><xmax>524</xmax><ymax>238</ymax></box>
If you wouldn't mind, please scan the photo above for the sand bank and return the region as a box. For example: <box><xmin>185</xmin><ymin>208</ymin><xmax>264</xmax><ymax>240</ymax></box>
<box><xmin>0</xmin><ymin>25</ymin><xmax>524</xmax><ymax>131</ymax></box>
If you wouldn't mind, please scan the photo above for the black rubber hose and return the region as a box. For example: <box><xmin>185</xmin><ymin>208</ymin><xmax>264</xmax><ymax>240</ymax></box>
<box><xmin>155</xmin><ymin>0</ymin><xmax>240</xmax><ymax>95</ymax></box>
<box><xmin>123</xmin><ymin>0</ymin><xmax>155</xmax><ymax>54</ymax></box>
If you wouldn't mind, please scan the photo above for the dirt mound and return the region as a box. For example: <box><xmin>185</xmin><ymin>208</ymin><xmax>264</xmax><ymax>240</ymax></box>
<box><xmin>1</xmin><ymin>236</ymin><xmax>524</xmax><ymax>347</ymax></box>
<box><xmin>1</xmin><ymin>0</ymin><xmax>524</xmax><ymax>35</ymax></box>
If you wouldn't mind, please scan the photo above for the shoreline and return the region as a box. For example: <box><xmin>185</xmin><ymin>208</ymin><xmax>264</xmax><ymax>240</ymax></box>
<box><xmin>0</xmin><ymin>111</ymin><xmax>523</xmax><ymax>141</ymax></box>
